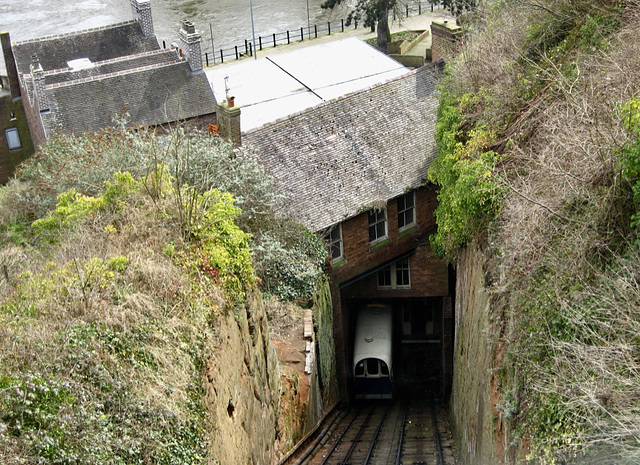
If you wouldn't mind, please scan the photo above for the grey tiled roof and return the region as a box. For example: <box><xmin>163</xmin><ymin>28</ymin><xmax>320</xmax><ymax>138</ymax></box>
<box><xmin>42</xmin><ymin>50</ymin><xmax>181</xmax><ymax>85</ymax></box>
<box><xmin>244</xmin><ymin>63</ymin><xmax>443</xmax><ymax>232</ymax></box>
<box><xmin>12</xmin><ymin>21</ymin><xmax>159</xmax><ymax>76</ymax></box>
<box><xmin>42</xmin><ymin>63</ymin><xmax>216</xmax><ymax>135</ymax></box>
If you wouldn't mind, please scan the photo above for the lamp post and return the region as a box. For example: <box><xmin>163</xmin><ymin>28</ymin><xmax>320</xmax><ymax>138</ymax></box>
<box><xmin>249</xmin><ymin>0</ymin><xmax>258</xmax><ymax>59</ymax></box>
<box><xmin>306</xmin><ymin>0</ymin><xmax>311</xmax><ymax>38</ymax></box>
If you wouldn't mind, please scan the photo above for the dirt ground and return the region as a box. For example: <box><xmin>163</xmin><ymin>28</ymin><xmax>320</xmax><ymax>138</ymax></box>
<box><xmin>265</xmin><ymin>299</ymin><xmax>311</xmax><ymax>442</ymax></box>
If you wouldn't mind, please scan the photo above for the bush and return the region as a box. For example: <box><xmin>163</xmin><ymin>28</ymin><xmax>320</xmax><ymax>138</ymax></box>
<box><xmin>428</xmin><ymin>89</ymin><xmax>504</xmax><ymax>261</ymax></box>
<box><xmin>6</xmin><ymin>126</ymin><xmax>324</xmax><ymax>300</ymax></box>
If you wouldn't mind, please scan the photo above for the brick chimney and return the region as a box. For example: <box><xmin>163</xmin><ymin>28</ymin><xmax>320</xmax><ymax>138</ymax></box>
<box><xmin>430</xmin><ymin>19</ymin><xmax>462</xmax><ymax>63</ymax></box>
<box><xmin>179</xmin><ymin>20</ymin><xmax>203</xmax><ymax>72</ymax></box>
<box><xmin>30</xmin><ymin>55</ymin><xmax>49</xmax><ymax>112</ymax></box>
<box><xmin>130</xmin><ymin>0</ymin><xmax>154</xmax><ymax>37</ymax></box>
<box><xmin>0</xmin><ymin>31</ymin><xmax>21</xmax><ymax>99</ymax></box>
<box><xmin>216</xmin><ymin>98</ymin><xmax>241</xmax><ymax>146</ymax></box>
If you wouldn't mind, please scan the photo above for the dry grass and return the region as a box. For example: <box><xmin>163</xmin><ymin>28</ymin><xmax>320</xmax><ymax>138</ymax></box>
<box><xmin>445</xmin><ymin>1</ymin><xmax>640</xmax><ymax>462</ymax></box>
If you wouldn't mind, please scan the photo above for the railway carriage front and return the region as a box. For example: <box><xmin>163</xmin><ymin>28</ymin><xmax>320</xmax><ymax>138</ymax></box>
<box><xmin>353</xmin><ymin>303</ymin><xmax>393</xmax><ymax>399</ymax></box>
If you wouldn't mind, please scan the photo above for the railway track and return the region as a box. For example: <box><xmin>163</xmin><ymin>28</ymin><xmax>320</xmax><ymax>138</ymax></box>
<box><xmin>292</xmin><ymin>400</ymin><xmax>452</xmax><ymax>465</ymax></box>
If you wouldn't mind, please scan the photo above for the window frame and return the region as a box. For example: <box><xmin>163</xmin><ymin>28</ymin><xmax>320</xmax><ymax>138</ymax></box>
<box><xmin>326</xmin><ymin>224</ymin><xmax>343</xmax><ymax>263</ymax></box>
<box><xmin>397</xmin><ymin>191</ymin><xmax>416</xmax><ymax>232</ymax></box>
<box><xmin>5</xmin><ymin>127</ymin><xmax>22</xmax><ymax>150</ymax></box>
<box><xmin>368</xmin><ymin>209</ymin><xmax>388</xmax><ymax>245</ymax></box>
<box><xmin>377</xmin><ymin>258</ymin><xmax>411</xmax><ymax>290</ymax></box>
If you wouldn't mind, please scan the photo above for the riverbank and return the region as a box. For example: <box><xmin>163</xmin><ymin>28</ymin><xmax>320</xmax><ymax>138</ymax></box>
<box><xmin>207</xmin><ymin>7</ymin><xmax>454</xmax><ymax>68</ymax></box>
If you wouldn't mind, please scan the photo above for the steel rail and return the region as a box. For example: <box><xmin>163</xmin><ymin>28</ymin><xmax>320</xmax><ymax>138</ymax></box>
<box><xmin>319</xmin><ymin>408</ymin><xmax>360</xmax><ymax>465</ymax></box>
<box><xmin>363</xmin><ymin>404</ymin><xmax>390</xmax><ymax>465</ymax></box>
<box><xmin>432</xmin><ymin>401</ymin><xmax>445</xmax><ymax>465</ymax></box>
<box><xmin>338</xmin><ymin>407</ymin><xmax>375</xmax><ymax>465</ymax></box>
<box><xmin>394</xmin><ymin>404</ymin><xmax>409</xmax><ymax>465</ymax></box>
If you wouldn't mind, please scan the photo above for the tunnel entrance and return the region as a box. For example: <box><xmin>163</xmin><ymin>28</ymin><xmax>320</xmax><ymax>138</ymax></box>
<box><xmin>343</xmin><ymin>297</ymin><xmax>452</xmax><ymax>402</ymax></box>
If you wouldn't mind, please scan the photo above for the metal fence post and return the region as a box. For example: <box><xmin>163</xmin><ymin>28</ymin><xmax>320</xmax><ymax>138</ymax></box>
<box><xmin>273</xmin><ymin>33</ymin><xmax>277</xmax><ymax>47</ymax></box>
<box><xmin>259</xmin><ymin>36</ymin><xmax>262</xmax><ymax>50</ymax></box>
<box><xmin>235</xmin><ymin>45</ymin><xmax>239</xmax><ymax>60</ymax></box>
<box><xmin>287</xmin><ymin>30</ymin><xmax>290</xmax><ymax>44</ymax></box>
<box><xmin>314</xmin><ymin>24</ymin><xmax>317</xmax><ymax>38</ymax></box>
<box><xmin>220</xmin><ymin>49</ymin><xmax>224</xmax><ymax>63</ymax></box>
<box><xmin>205</xmin><ymin>52</ymin><xmax>209</xmax><ymax>67</ymax></box>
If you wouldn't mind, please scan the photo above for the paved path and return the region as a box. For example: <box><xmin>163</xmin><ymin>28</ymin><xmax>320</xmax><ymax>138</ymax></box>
<box><xmin>208</xmin><ymin>6</ymin><xmax>454</xmax><ymax>68</ymax></box>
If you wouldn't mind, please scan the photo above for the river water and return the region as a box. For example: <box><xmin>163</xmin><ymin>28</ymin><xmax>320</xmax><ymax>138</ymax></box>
<box><xmin>1</xmin><ymin>0</ymin><xmax>354</xmax><ymax>51</ymax></box>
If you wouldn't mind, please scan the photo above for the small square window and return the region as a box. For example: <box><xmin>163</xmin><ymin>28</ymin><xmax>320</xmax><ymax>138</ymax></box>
<box><xmin>398</xmin><ymin>192</ymin><xmax>416</xmax><ymax>231</ymax></box>
<box><xmin>377</xmin><ymin>258</ymin><xmax>411</xmax><ymax>290</ymax></box>
<box><xmin>368</xmin><ymin>209</ymin><xmax>387</xmax><ymax>244</ymax></box>
<box><xmin>5</xmin><ymin>128</ymin><xmax>22</xmax><ymax>150</ymax></box>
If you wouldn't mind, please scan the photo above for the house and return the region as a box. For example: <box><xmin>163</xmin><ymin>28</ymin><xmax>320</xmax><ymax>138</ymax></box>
<box><xmin>231</xmin><ymin>60</ymin><xmax>454</xmax><ymax>399</ymax></box>
<box><xmin>2</xmin><ymin>0</ymin><xmax>216</xmax><ymax>150</ymax></box>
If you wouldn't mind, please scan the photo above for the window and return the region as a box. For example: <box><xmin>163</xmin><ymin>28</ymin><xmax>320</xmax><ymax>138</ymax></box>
<box><xmin>377</xmin><ymin>258</ymin><xmax>411</xmax><ymax>290</ymax></box>
<box><xmin>5</xmin><ymin>128</ymin><xmax>21</xmax><ymax>150</ymax></box>
<box><xmin>355</xmin><ymin>359</ymin><xmax>389</xmax><ymax>378</ymax></box>
<box><xmin>397</xmin><ymin>192</ymin><xmax>416</xmax><ymax>231</ymax></box>
<box><xmin>368</xmin><ymin>209</ymin><xmax>387</xmax><ymax>244</ymax></box>
<box><xmin>326</xmin><ymin>225</ymin><xmax>343</xmax><ymax>262</ymax></box>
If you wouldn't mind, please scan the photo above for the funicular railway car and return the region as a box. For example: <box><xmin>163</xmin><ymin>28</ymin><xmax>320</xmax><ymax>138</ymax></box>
<box><xmin>353</xmin><ymin>303</ymin><xmax>393</xmax><ymax>399</ymax></box>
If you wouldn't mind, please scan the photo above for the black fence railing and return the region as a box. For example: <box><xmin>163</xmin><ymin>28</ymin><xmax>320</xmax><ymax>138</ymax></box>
<box><xmin>198</xmin><ymin>1</ymin><xmax>444</xmax><ymax>66</ymax></box>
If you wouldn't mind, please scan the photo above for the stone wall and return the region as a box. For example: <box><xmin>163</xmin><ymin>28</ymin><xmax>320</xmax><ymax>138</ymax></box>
<box><xmin>204</xmin><ymin>292</ymin><xmax>297</xmax><ymax>464</ymax></box>
<box><xmin>450</xmin><ymin>240</ymin><xmax>500</xmax><ymax>465</ymax></box>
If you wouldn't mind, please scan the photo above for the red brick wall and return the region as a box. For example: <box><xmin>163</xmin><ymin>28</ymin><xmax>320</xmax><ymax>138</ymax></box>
<box><xmin>340</xmin><ymin>245</ymin><xmax>448</xmax><ymax>300</ymax></box>
<box><xmin>330</xmin><ymin>185</ymin><xmax>441</xmax><ymax>287</ymax></box>
<box><xmin>431</xmin><ymin>21</ymin><xmax>462</xmax><ymax>64</ymax></box>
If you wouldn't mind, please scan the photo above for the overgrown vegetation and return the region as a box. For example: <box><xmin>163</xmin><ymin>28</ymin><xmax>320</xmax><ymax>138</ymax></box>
<box><xmin>433</xmin><ymin>0</ymin><xmax>640</xmax><ymax>462</ymax></box>
<box><xmin>0</xmin><ymin>126</ymin><xmax>327</xmax><ymax>462</ymax></box>
<box><xmin>6</xmin><ymin>124</ymin><xmax>325</xmax><ymax>301</ymax></box>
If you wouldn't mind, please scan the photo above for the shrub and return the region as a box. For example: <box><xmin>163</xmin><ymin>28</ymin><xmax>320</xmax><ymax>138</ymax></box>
<box><xmin>428</xmin><ymin>89</ymin><xmax>504</xmax><ymax>260</ymax></box>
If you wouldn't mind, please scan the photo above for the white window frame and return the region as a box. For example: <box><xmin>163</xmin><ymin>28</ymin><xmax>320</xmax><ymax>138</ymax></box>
<box><xmin>377</xmin><ymin>258</ymin><xmax>411</xmax><ymax>290</ymax></box>
<box><xmin>326</xmin><ymin>224</ymin><xmax>343</xmax><ymax>263</ymax></box>
<box><xmin>368</xmin><ymin>209</ymin><xmax>388</xmax><ymax>245</ymax></box>
<box><xmin>5</xmin><ymin>128</ymin><xmax>21</xmax><ymax>150</ymax></box>
<box><xmin>397</xmin><ymin>191</ymin><xmax>416</xmax><ymax>232</ymax></box>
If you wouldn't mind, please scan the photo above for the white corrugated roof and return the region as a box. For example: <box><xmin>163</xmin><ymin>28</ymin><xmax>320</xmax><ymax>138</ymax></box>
<box><xmin>205</xmin><ymin>37</ymin><xmax>409</xmax><ymax>131</ymax></box>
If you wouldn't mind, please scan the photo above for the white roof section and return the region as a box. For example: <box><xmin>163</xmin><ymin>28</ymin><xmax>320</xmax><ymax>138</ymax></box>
<box><xmin>205</xmin><ymin>37</ymin><xmax>409</xmax><ymax>131</ymax></box>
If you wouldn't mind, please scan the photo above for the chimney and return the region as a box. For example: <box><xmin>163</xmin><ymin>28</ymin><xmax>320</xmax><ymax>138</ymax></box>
<box><xmin>0</xmin><ymin>31</ymin><xmax>21</xmax><ymax>99</ymax></box>
<box><xmin>30</xmin><ymin>55</ymin><xmax>49</xmax><ymax>112</ymax></box>
<box><xmin>130</xmin><ymin>0</ymin><xmax>154</xmax><ymax>37</ymax></box>
<box><xmin>216</xmin><ymin>99</ymin><xmax>241</xmax><ymax>146</ymax></box>
<box><xmin>179</xmin><ymin>20</ymin><xmax>203</xmax><ymax>72</ymax></box>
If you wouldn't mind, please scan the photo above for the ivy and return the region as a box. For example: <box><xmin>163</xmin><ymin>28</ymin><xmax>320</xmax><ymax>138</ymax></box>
<box><xmin>428</xmin><ymin>89</ymin><xmax>504</xmax><ymax>261</ymax></box>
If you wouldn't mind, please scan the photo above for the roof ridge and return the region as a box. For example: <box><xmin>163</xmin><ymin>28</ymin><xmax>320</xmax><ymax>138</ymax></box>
<box><xmin>246</xmin><ymin>65</ymin><xmax>430</xmax><ymax>136</ymax></box>
<box><xmin>45</xmin><ymin>60</ymin><xmax>186</xmax><ymax>89</ymax></box>
<box><xmin>12</xmin><ymin>20</ymin><xmax>140</xmax><ymax>45</ymax></box>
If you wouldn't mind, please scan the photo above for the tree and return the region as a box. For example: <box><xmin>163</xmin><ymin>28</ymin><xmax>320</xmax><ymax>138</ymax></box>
<box><xmin>321</xmin><ymin>0</ymin><xmax>397</xmax><ymax>53</ymax></box>
<box><xmin>442</xmin><ymin>0</ymin><xmax>478</xmax><ymax>18</ymax></box>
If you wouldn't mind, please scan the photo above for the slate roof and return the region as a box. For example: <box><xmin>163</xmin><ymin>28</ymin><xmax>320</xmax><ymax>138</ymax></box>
<box><xmin>244</xmin><ymin>62</ymin><xmax>443</xmax><ymax>232</ymax></box>
<box><xmin>41</xmin><ymin>62</ymin><xmax>216</xmax><ymax>135</ymax></box>
<box><xmin>11</xmin><ymin>21</ymin><xmax>159</xmax><ymax>76</ymax></box>
<box><xmin>42</xmin><ymin>49</ymin><xmax>181</xmax><ymax>85</ymax></box>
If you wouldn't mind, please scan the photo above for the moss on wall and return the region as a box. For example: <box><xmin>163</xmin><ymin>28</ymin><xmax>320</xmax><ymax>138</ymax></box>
<box><xmin>313</xmin><ymin>275</ymin><xmax>338</xmax><ymax>408</ymax></box>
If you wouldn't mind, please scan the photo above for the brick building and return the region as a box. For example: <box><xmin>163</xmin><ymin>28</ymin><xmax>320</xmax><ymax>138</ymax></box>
<box><xmin>0</xmin><ymin>32</ymin><xmax>34</xmax><ymax>184</ymax></box>
<box><xmin>2</xmin><ymin>0</ymin><xmax>216</xmax><ymax>150</ymax></box>
<box><xmin>430</xmin><ymin>19</ymin><xmax>463</xmax><ymax>63</ymax></box>
<box><xmin>243</xmin><ymin>61</ymin><xmax>454</xmax><ymax>400</ymax></box>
